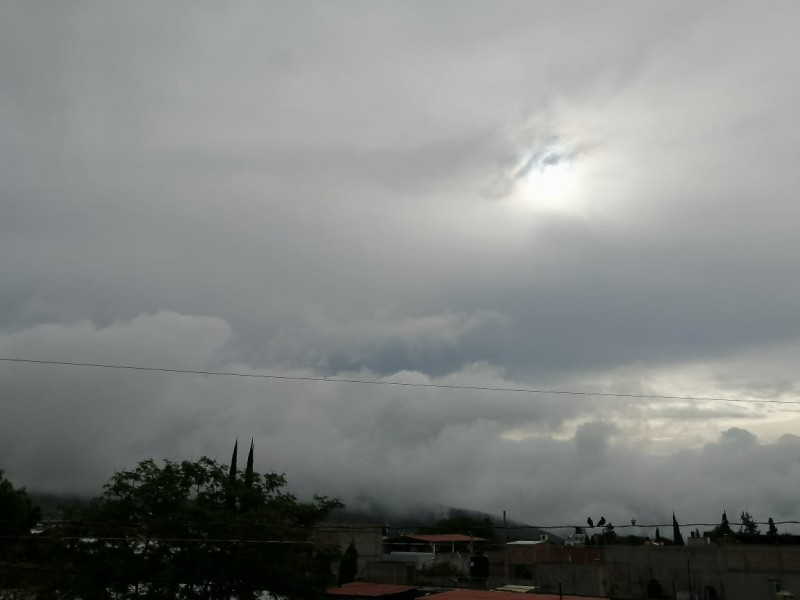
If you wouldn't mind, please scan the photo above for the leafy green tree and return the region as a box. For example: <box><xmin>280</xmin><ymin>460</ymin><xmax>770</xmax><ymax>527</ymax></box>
<box><xmin>739</xmin><ymin>510</ymin><xmax>760</xmax><ymax>535</ymax></box>
<box><xmin>0</xmin><ymin>470</ymin><xmax>43</xmax><ymax>589</ymax></box>
<box><xmin>51</xmin><ymin>452</ymin><xmax>342</xmax><ymax>600</ymax></box>
<box><xmin>0</xmin><ymin>470</ymin><xmax>41</xmax><ymax>535</ymax></box>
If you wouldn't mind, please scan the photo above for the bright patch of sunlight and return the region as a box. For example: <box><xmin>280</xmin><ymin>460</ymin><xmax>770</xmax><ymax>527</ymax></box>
<box><xmin>510</xmin><ymin>148</ymin><xmax>586</xmax><ymax>216</ymax></box>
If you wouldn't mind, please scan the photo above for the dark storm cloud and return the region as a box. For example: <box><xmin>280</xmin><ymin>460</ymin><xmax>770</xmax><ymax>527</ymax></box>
<box><xmin>2</xmin><ymin>1</ymin><xmax>800</xmax><ymax>523</ymax></box>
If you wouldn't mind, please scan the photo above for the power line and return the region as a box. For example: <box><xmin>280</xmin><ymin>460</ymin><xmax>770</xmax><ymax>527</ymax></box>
<box><xmin>0</xmin><ymin>356</ymin><xmax>798</xmax><ymax>406</ymax></box>
<box><xmin>12</xmin><ymin>519</ymin><xmax>800</xmax><ymax>532</ymax></box>
<box><xmin>2</xmin><ymin>520</ymin><xmax>799</xmax><ymax>544</ymax></box>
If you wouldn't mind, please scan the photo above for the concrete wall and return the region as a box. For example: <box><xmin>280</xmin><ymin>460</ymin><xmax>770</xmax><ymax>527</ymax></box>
<box><xmin>478</xmin><ymin>544</ymin><xmax>800</xmax><ymax>599</ymax></box>
<box><xmin>603</xmin><ymin>545</ymin><xmax>800</xmax><ymax>600</ymax></box>
<box><xmin>531</xmin><ymin>562</ymin><xmax>606</xmax><ymax>597</ymax></box>
<box><xmin>363</xmin><ymin>561</ymin><xmax>416</xmax><ymax>585</ymax></box>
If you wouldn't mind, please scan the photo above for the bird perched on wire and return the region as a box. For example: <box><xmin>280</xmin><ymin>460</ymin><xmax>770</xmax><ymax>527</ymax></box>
<box><xmin>597</xmin><ymin>516</ymin><xmax>606</xmax><ymax>527</ymax></box>
<box><xmin>587</xmin><ymin>517</ymin><xmax>594</xmax><ymax>528</ymax></box>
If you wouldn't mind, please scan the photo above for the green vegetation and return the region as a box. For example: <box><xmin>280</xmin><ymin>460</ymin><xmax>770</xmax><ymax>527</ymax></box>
<box><xmin>711</xmin><ymin>510</ymin><xmax>734</xmax><ymax>537</ymax></box>
<box><xmin>0</xmin><ymin>470</ymin><xmax>42</xmax><ymax>590</ymax></box>
<box><xmin>0</xmin><ymin>470</ymin><xmax>40</xmax><ymax>536</ymax></box>
<box><xmin>2</xmin><ymin>444</ymin><xmax>343</xmax><ymax>599</ymax></box>
<box><xmin>768</xmin><ymin>517</ymin><xmax>779</xmax><ymax>536</ymax></box>
<box><xmin>739</xmin><ymin>510</ymin><xmax>759</xmax><ymax>535</ymax></box>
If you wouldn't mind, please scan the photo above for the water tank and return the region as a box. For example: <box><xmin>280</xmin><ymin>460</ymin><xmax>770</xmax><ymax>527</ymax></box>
<box><xmin>469</xmin><ymin>554</ymin><xmax>489</xmax><ymax>578</ymax></box>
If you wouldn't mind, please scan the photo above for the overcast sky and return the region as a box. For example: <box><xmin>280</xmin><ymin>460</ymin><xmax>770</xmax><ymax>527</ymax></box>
<box><xmin>3</xmin><ymin>1</ymin><xmax>800</xmax><ymax>533</ymax></box>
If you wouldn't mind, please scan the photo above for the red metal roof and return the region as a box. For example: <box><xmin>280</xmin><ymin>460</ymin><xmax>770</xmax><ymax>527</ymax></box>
<box><xmin>389</xmin><ymin>534</ymin><xmax>486</xmax><ymax>543</ymax></box>
<box><xmin>423</xmin><ymin>591</ymin><xmax>607</xmax><ymax>600</ymax></box>
<box><xmin>326</xmin><ymin>582</ymin><xmax>418</xmax><ymax>597</ymax></box>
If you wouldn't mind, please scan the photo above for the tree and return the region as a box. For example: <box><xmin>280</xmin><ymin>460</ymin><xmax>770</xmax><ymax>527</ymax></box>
<box><xmin>0</xmin><ymin>470</ymin><xmax>43</xmax><ymax>589</ymax></box>
<box><xmin>672</xmin><ymin>513</ymin><xmax>685</xmax><ymax>546</ymax></box>
<box><xmin>739</xmin><ymin>510</ymin><xmax>760</xmax><ymax>535</ymax></box>
<box><xmin>712</xmin><ymin>510</ymin><xmax>734</xmax><ymax>537</ymax></box>
<box><xmin>52</xmin><ymin>452</ymin><xmax>343</xmax><ymax>600</ymax></box>
<box><xmin>600</xmin><ymin>522</ymin><xmax>617</xmax><ymax>545</ymax></box>
<box><xmin>0</xmin><ymin>470</ymin><xmax>41</xmax><ymax>535</ymax></box>
<box><xmin>226</xmin><ymin>439</ymin><xmax>238</xmax><ymax>510</ymax></box>
<box><xmin>768</xmin><ymin>517</ymin><xmax>778</xmax><ymax>536</ymax></box>
<box><xmin>337</xmin><ymin>541</ymin><xmax>359</xmax><ymax>585</ymax></box>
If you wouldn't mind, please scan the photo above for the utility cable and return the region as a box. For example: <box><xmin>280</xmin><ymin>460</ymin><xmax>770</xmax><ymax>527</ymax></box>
<box><xmin>1</xmin><ymin>357</ymin><xmax>797</xmax><ymax>406</ymax></box>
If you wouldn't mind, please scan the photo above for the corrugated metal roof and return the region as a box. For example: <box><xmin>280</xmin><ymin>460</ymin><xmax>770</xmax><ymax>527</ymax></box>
<box><xmin>389</xmin><ymin>534</ymin><xmax>486</xmax><ymax>543</ymax></box>
<box><xmin>506</xmin><ymin>540</ymin><xmax>545</xmax><ymax>546</ymax></box>
<box><xmin>492</xmin><ymin>585</ymin><xmax>539</xmax><ymax>593</ymax></box>
<box><xmin>326</xmin><ymin>582</ymin><xmax>418</xmax><ymax>597</ymax></box>
<box><xmin>423</xmin><ymin>590</ymin><xmax>607</xmax><ymax>600</ymax></box>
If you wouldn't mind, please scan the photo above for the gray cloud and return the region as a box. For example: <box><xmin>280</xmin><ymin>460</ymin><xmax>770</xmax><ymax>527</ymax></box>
<box><xmin>2</xmin><ymin>2</ymin><xmax>800</xmax><ymax>525</ymax></box>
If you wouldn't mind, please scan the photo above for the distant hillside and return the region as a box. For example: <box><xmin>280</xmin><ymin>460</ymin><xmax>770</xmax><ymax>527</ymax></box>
<box><xmin>328</xmin><ymin>503</ymin><xmax>563</xmax><ymax>545</ymax></box>
<box><xmin>29</xmin><ymin>491</ymin><xmax>90</xmax><ymax>520</ymax></box>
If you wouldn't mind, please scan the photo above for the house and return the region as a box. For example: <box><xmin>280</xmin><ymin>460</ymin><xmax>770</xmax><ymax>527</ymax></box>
<box><xmin>564</xmin><ymin>527</ymin><xmax>588</xmax><ymax>546</ymax></box>
<box><xmin>381</xmin><ymin>533</ymin><xmax>487</xmax><ymax>580</ymax></box>
<box><xmin>384</xmin><ymin>534</ymin><xmax>486</xmax><ymax>555</ymax></box>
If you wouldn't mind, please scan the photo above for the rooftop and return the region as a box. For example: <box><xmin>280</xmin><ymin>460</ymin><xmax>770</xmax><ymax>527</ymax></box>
<box><xmin>506</xmin><ymin>540</ymin><xmax>546</xmax><ymax>546</ymax></box>
<box><xmin>423</xmin><ymin>590</ymin><xmax>607</xmax><ymax>600</ymax></box>
<box><xmin>387</xmin><ymin>534</ymin><xmax>486</xmax><ymax>543</ymax></box>
<box><xmin>326</xmin><ymin>582</ymin><xmax>418</xmax><ymax>597</ymax></box>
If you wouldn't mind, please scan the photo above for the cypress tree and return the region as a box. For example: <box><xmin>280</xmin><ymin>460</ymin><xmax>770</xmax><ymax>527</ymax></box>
<box><xmin>338</xmin><ymin>541</ymin><xmax>359</xmax><ymax>585</ymax></box>
<box><xmin>229</xmin><ymin>439</ymin><xmax>239</xmax><ymax>480</ymax></box>
<box><xmin>672</xmin><ymin>512</ymin><xmax>685</xmax><ymax>546</ymax></box>
<box><xmin>245</xmin><ymin>439</ymin><xmax>255</xmax><ymax>489</ymax></box>
<box><xmin>768</xmin><ymin>518</ymin><xmax>778</xmax><ymax>536</ymax></box>
<box><xmin>226</xmin><ymin>439</ymin><xmax>238</xmax><ymax>510</ymax></box>
<box><xmin>240</xmin><ymin>439</ymin><xmax>255</xmax><ymax>512</ymax></box>
<box><xmin>719</xmin><ymin>511</ymin><xmax>733</xmax><ymax>536</ymax></box>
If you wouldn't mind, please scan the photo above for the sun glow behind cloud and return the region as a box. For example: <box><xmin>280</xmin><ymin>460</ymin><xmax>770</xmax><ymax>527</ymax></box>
<box><xmin>511</xmin><ymin>148</ymin><xmax>585</xmax><ymax>215</ymax></box>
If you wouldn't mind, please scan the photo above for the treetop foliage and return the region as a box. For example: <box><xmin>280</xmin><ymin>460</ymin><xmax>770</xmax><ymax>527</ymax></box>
<box><xmin>23</xmin><ymin>445</ymin><xmax>343</xmax><ymax>600</ymax></box>
<box><xmin>0</xmin><ymin>470</ymin><xmax>44</xmax><ymax>591</ymax></box>
<box><xmin>0</xmin><ymin>469</ymin><xmax>41</xmax><ymax>535</ymax></box>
